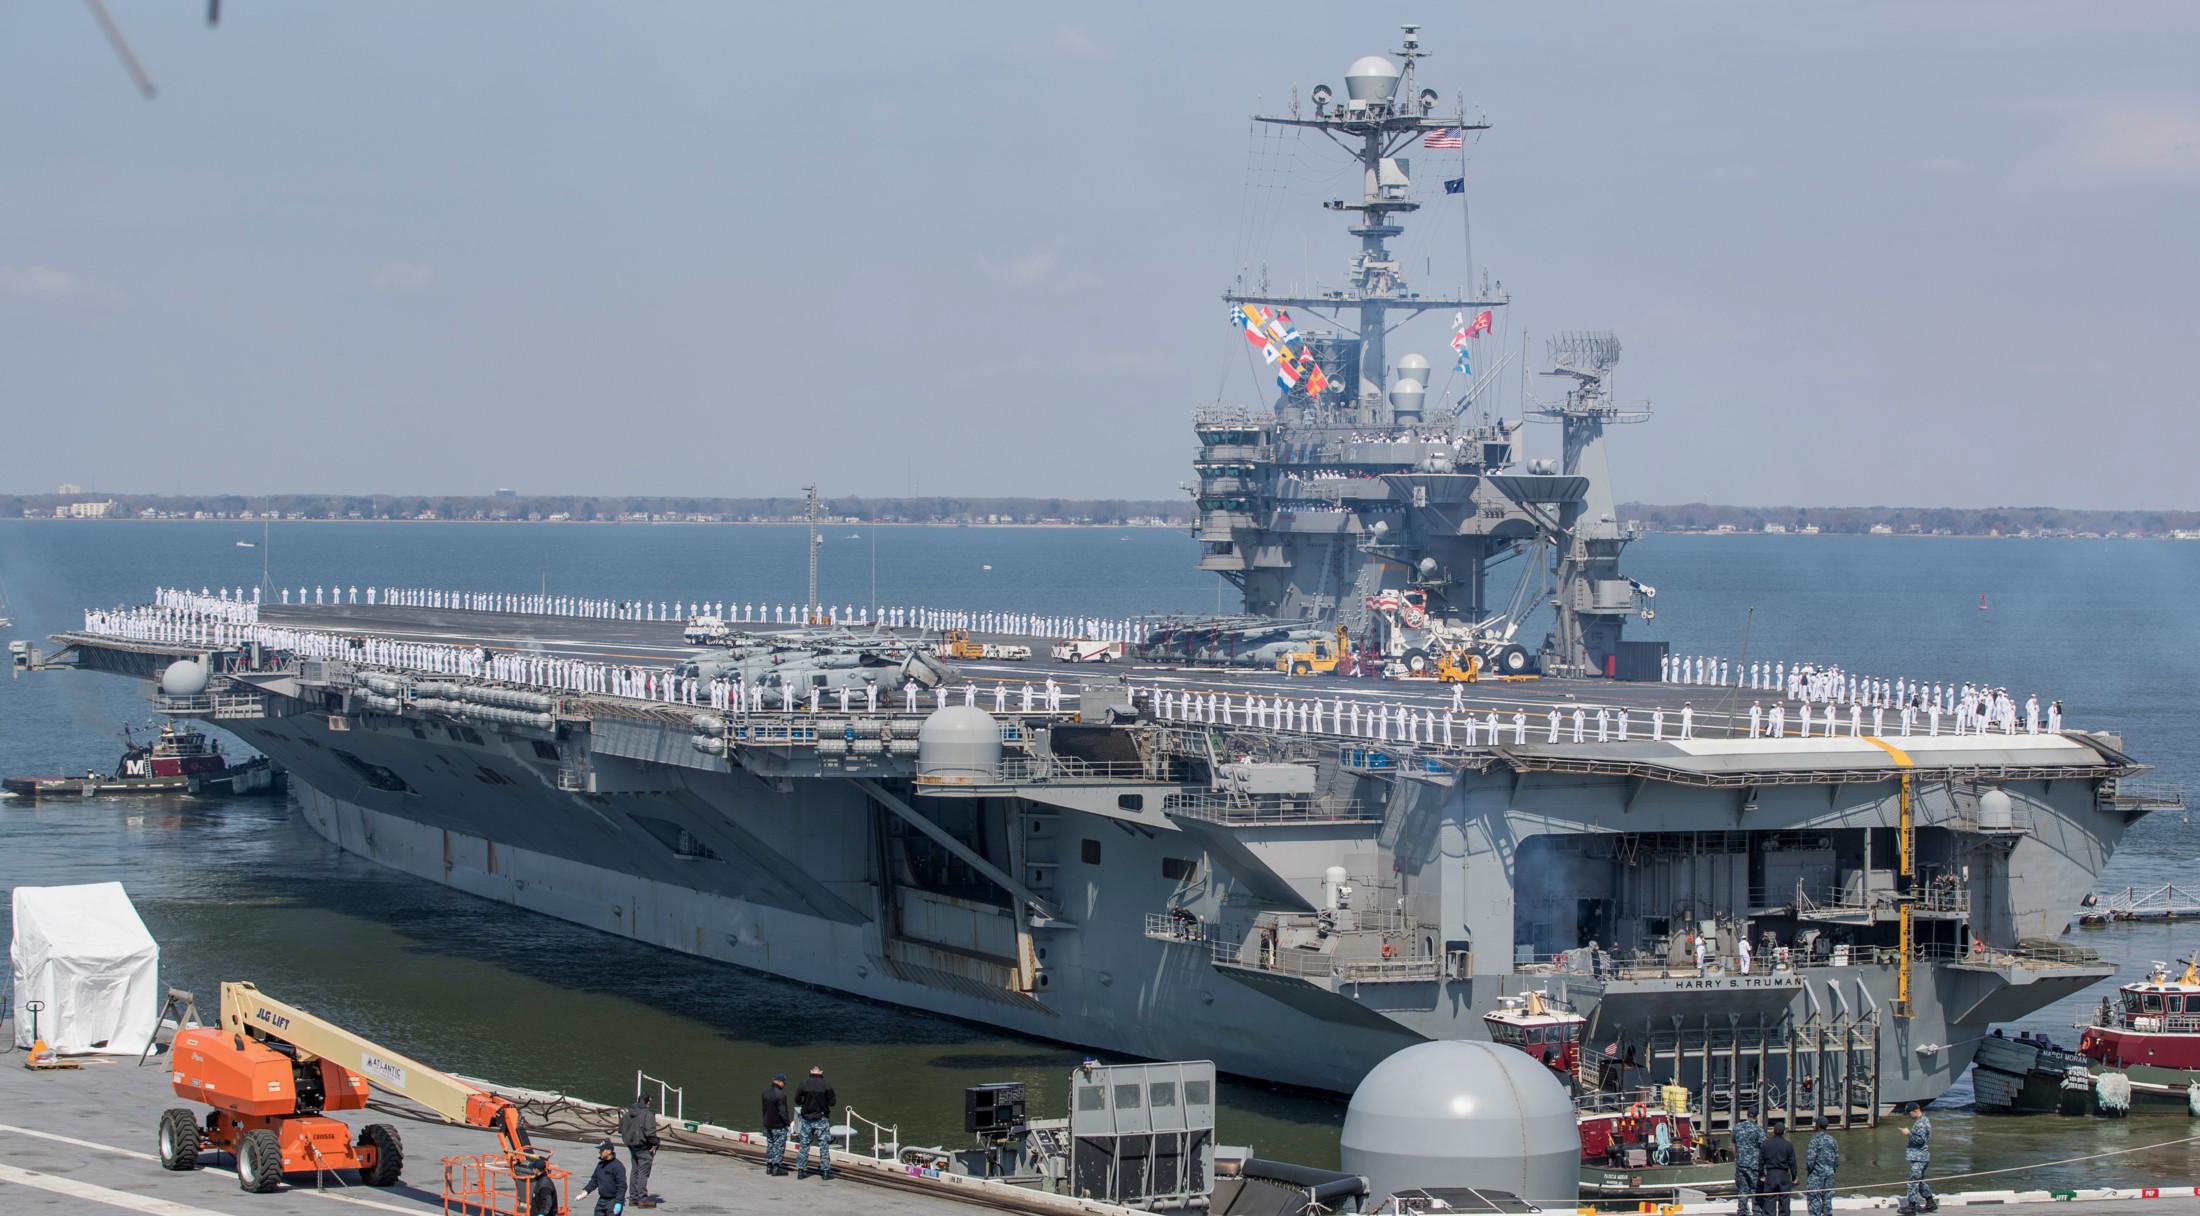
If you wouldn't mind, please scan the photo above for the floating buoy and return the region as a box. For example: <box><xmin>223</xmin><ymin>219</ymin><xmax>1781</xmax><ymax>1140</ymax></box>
<box><xmin>1978</xmin><ymin>594</ymin><xmax>1990</xmax><ymax>611</ymax></box>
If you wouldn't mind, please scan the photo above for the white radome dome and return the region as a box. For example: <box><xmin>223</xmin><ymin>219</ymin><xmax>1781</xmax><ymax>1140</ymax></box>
<box><xmin>160</xmin><ymin>660</ymin><xmax>210</xmax><ymax>697</ymax></box>
<box><xmin>1345</xmin><ymin>56</ymin><xmax>1402</xmax><ymax>104</ymax></box>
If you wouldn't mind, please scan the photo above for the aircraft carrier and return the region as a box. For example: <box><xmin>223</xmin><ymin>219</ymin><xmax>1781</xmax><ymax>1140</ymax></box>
<box><xmin>26</xmin><ymin>28</ymin><xmax>2178</xmax><ymax>1116</ymax></box>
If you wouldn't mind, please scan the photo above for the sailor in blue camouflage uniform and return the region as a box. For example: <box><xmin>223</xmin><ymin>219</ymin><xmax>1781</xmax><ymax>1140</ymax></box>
<box><xmin>1896</xmin><ymin>1104</ymin><xmax>1937</xmax><ymax>1214</ymax></box>
<box><xmin>1804</xmin><ymin>1117</ymin><xmax>1839</xmax><ymax>1216</ymax></box>
<box><xmin>1731</xmin><ymin>1106</ymin><xmax>1764</xmax><ymax>1216</ymax></box>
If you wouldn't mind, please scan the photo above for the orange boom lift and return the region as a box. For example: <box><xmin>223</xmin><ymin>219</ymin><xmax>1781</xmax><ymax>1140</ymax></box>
<box><xmin>159</xmin><ymin>981</ymin><xmax>566</xmax><ymax>1212</ymax></box>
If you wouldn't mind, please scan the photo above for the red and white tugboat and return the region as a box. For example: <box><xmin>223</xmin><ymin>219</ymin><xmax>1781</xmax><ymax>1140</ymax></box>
<box><xmin>3</xmin><ymin>721</ymin><xmax>282</xmax><ymax>801</ymax></box>
<box><xmin>1485</xmin><ymin>991</ymin><xmax>1731</xmax><ymax>1198</ymax></box>
<box><xmin>2077</xmin><ymin>956</ymin><xmax>2200</xmax><ymax>1115</ymax></box>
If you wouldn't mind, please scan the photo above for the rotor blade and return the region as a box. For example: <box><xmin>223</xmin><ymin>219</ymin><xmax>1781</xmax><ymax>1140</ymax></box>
<box><xmin>81</xmin><ymin>0</ymin><xmax>158</xmax><ymax>99</ymax></box>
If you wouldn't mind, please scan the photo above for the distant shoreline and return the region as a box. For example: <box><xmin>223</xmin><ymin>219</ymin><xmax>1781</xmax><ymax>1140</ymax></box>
<box><xmin>7</xmin><ymin>517</ymin><xmax>2197</xmax><ymax>541</ymax></box>
<box><xmin>7</xmin><ymin>493</ymin><xmax>2195</xmax><ymax>539</ymax></box>
<box><xmin>0</xmin><ymin>517</ymin><xmax>1178</xmax><ymax>529</ymax></box>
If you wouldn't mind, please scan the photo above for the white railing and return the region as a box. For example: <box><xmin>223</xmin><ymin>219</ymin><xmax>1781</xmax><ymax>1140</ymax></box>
<box><xmin>835</xmin><ymin>1106</ymin><xmax>900</xmax><ymax>1162</ymax></box>
<box><xmin>633</xmin><ymin>1071</ymin><xmax>684</xmax><ymax>1121</ymax></box>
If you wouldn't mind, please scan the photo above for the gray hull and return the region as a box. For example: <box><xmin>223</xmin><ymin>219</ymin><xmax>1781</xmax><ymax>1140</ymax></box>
<box><xmin>195</xmin><ymin>691</ymin><xmax>2131</xmax><ymax>1105</ymax></box>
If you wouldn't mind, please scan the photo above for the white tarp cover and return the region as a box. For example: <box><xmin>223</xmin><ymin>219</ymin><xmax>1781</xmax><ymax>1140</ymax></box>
<box><xmin>9</xmin><ymin>882</ymin><xmax>161</xmax><ymax>1054</ymax></box>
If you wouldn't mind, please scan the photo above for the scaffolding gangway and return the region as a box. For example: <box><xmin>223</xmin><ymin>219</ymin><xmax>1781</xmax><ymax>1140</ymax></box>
<box><xmin>2077</xmin><ymin>882</ymin><xmax>2200</xmax><ymax>926</ymax></box>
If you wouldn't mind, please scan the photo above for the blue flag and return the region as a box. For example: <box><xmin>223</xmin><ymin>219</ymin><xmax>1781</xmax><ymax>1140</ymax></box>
<box><xmin>1444</xmin><ymin>178</ymin><xmax>1465</xmax><ymax>194</ymax></box>
<box><xmin>1455</xmin><ymin>351</ymin><xmax>1472</xmax><ymax>375</ymax></box>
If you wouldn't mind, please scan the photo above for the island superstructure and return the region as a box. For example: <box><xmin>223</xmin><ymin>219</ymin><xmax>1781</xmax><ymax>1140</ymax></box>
<box><xmin>27</xmin><ymin>28</ymin><xmax>2176</xmax><ymax>1121</ymax></box>
<box><xmin>1198</xmin><ymin>27</ymin><xmax>1651</xmax><ymax>679</ymax></box>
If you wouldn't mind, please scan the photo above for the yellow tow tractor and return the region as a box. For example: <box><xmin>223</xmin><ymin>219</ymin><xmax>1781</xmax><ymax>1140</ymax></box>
<box><xmin>1433</xmin><ymin>650</ymin><xmax>1481</xmax><ymax>683</ymax></box>
<box><xmin>939</xmin><ymin>629</ymin><xmax>1032</xmax><ymax>662</ymax></box>
<box><xmin>1393</xmin><ymin>647</ymin><xmax>1481</xmax><ymax>682</ymax></box>
<box><xmin>1276</xmin><ymin>626</ymin><xmax>1350</xmax><ymax>677</ymax></box>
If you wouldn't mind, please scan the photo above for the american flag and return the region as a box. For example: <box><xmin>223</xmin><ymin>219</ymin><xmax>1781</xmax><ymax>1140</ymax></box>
<box><xmin>1423</xmin><ymin>127</ymin><xmax>1464</xmax><ymax>149</ymax></box>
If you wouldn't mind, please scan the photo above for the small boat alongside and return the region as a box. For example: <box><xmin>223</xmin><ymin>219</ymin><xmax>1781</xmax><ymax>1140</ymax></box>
<box><xmin>1484</xmin><ymin>991</ymin><xmax>1732</xmax><ymax>1199</ymax></box>
<box><xmin>1971</xmin><ymin>1028</ymin><xmax>2090</xmax><ymax>1116</ymax></box>
<box><xmin>2</xmin><ymin>721</ymin><xmax>284</xmax><ymax>801</ymax></box>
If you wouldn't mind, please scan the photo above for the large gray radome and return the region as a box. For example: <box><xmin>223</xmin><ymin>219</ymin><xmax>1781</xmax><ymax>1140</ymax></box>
<box><xmin>916</xmin><ymin>706</ymin><xmax>1002</xmax><ymax>784</ymax></box>
<box><xmin>1340</xmin><ymin>1040</ymin><xmax>1579</xmax><ymax>1205</ymax></box>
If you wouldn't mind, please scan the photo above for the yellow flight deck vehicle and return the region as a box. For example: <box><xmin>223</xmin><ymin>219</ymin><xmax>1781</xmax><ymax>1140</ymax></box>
<box><xmin>939</xmin><ymin>629</ymin><xmax>1032</xmax><ymax>661</ymax></box>
<box><xmin>1433</xmin><ymin>650</ymin><xmax>1481</xmax><ymax>683</ymax></box>
<box><xmin>1276</xmin><ymin>626</ymin><xmax>1350</xmax><ymax>676</ymax></box>
<box><xmin>1394</xmin><ymin>647</ymin><xmax>1481</xmax><ymax>682</ymax></box>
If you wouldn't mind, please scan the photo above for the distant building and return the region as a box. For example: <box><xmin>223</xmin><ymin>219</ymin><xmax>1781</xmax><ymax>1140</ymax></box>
<box><xmin>494</xmin><ymin>488</ymin><xmax>517</xmax><ymax>498</ymax></box>
<box><xmin>1868</xmin><ymin>523</ymin><xmax>1894</xmax><ymax>535</ymax></box>
<box><xmin>56</xmin><ymin>482</ymin><xmax>82</xmax><ymax>495</ymax></box>
<box><xmin>1762</xmin><ymin>522</ymin><xmax>1787</xmax><ymax>534</ymax></box>
<box><xmin>65</xmin><ymin>500</ymin><xmax>116</xmax><ymax>519</ymax></box>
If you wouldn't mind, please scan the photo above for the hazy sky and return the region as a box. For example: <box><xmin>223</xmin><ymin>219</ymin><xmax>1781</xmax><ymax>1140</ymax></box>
<box><xmin>3</xmin><ymin>3</ymin><xmax>2196</xmax><ymax>507</ymax></box>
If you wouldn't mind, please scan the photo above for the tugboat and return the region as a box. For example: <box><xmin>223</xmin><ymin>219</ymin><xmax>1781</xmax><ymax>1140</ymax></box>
<box><xmin>2</xmin><ymin>721</ymin><xmax>282</xmax><ymax>800</ymax></box>
<box><xmin>2077</xmin><ymin>957</ymin><xmax>2200</xmax><ymax>1115</ymax></box>
<box><xmin>1484</xmin><ymin>992</ymin><xmax>1731</xmax><ymax>1198</ymax></box>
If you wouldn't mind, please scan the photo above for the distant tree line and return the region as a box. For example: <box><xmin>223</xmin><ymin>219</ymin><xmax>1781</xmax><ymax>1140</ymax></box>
<box><xmin>1618</xmin><ymin>502</ymin><xmax>2200</xmax><ymax>536</ymax></box>
<box><xmin>0</xmin><ymin>492</ymin><xmax>1197</xmax><ymax>525</ymax></box>
<box><xmin>4</xmin><ymin>492</ymin><xmax>2194</xmax><ymax>536</ymax></box>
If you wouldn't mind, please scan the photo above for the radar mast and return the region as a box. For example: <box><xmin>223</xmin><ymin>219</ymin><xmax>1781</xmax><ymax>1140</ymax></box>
<box><xmin>1225</xmin><ymin>23</ymin><xmax>1506</xmax><ymax>419</ymax></box>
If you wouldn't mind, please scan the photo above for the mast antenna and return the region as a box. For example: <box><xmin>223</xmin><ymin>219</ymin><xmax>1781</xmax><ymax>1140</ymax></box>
<box><xmin>805</xmin><ymin>484</ymin><xmax>820</xmax><ymax>625</ymax></box>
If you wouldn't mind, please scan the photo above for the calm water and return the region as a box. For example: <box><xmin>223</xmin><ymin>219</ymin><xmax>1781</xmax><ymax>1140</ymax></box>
<box><xmin>2</xmin><ymin>521</ymin><xmax>2197</xmax><ymax>1188</ymax></box>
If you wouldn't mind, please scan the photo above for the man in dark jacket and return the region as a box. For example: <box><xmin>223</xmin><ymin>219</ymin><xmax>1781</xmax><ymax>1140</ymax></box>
<box><xmin>762</xmin><ymin>1074</ymin><xmax>793</xmax><ymax>1176</ymax></box>
<box><xmin>577</xmin><ymin>1141</ymin><xmax>627</xmax><ymax>1216</ymax></box>
<box><xmin>1758</xmin><ymin>1121</ymin><xmax>1797</xmax><ymax>1216</ymax></box>
<box><xmin>617</xmin><ymin>1095</ymin><xmax>661</xmax><ymax>1208</ymax></box>
<box><xmin>794</xmin><ymin>1065</ymin><xmax>837</xmax><ymax>1179</ymax></box>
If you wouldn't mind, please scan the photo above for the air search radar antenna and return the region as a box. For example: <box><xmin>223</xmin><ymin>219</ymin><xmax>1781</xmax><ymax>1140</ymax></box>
<box><xmin>1529</xmin><ymin>333</ymin><xmax>1651</xmax><ymax>425</ymax></box>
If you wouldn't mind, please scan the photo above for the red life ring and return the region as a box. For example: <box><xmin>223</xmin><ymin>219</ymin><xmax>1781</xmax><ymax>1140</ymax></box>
<box><xmin>1381</xmin><ymin>942</ymin><xmax>1398</xmax><ymax>960</ymax></box>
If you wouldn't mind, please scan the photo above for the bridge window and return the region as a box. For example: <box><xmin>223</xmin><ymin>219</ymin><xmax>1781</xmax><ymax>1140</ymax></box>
<box><xmin>1114</xmin><ymin>1084</ymin><xmax>1142</xmax><ymax>1110</ymax></box>
<box><xmin>1078</xmin><ymin>1086</ymin><xmax>1105</xmax><ymax>1112</ymax></box>
<box><xmin>1118</xmin><ymin>794</ymin><xmax>1145</xmax><ymax>812</ymax></box>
